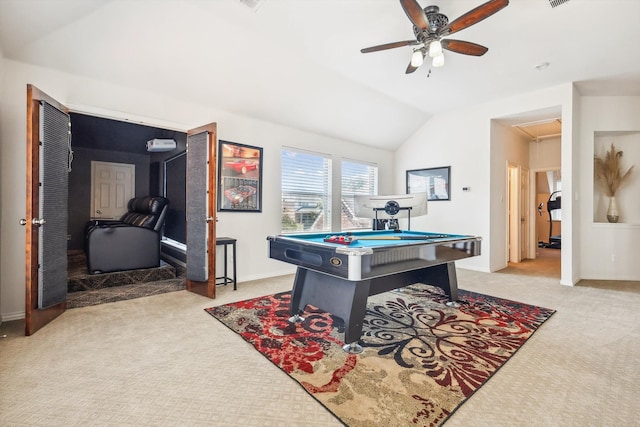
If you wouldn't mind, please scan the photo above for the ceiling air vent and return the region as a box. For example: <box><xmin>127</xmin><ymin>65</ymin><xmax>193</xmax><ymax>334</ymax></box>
<box><xmin>548</xmin><ymin>0</ymin><xmax>570</xmax><ymax>8</ymax></box>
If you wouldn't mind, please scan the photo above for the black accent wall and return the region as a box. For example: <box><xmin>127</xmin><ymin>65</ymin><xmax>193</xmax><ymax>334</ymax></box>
<box><xmin>67</xmin><ymin>113</ymin><xmax>187</xmax><ymax>251</ymax></box>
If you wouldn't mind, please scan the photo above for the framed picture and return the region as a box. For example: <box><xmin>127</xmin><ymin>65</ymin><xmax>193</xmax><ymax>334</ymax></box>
<box><xmin>218</xmin><ymin>140</ymin><xmax>263</xmax><ymax>212</ymax></box>
<box><xmin>406</xmin><ymin>166</ymin><xmax>451</xmax><ymax>201</ymax></box>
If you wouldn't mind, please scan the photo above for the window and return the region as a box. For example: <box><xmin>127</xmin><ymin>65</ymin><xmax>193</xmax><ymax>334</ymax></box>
<box><xmin>281</xmin><ymin>148</ymin><xmax>332</xmax><ymax>233</ymax></box>
<box><xmin>341</xmin><ymin>159</ymin><xmax>378</xmax><ymax>230</ymax></box>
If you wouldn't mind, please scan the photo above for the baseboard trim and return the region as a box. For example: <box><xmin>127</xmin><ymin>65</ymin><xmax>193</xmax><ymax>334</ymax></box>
<box><xmin>1</xmin><ymin>311</ymin><xmax>26</xmax><ymax>322</ymax></box>
<box><xmin>237</xmin><ymin>268</ymin><xmax>296</xmax><ymax>284</ymax></box>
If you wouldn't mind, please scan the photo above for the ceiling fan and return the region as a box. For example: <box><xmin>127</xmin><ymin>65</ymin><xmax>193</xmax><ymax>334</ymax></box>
<box><xmin>361</xmin><ymin>0</ymin><xmax>509</xmax><ymax>74</ymax></box>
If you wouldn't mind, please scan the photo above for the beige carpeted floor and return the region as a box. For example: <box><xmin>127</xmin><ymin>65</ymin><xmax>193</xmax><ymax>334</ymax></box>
<box><xmin>1</xmin><ymin>254</ymin><xmax>639</xmax><ymax>426</ymax></box>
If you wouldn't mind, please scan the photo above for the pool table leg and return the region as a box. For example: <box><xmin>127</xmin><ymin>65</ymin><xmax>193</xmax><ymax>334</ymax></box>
<box><xmin>288</xmin><ymin>267</ymin><xmax>307</xmax><ymax>322</ymax></box>
<box><xmin>288</xmin><ymin>267</ymin><xmax>370</xmax><ymax>353</ymax></box>
<box><xmin>426</xmin><ymin>262</ymin><xmax>460</xmax><ymax>306</ymax></box>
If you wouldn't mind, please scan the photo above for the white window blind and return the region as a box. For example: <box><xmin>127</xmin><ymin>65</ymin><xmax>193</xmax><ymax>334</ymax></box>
<box><xmin>281</xmin><ymin>148</ymin><xmax>332</xmax><ymax>233</ymax></box>
<box><xmin>341</xmin><ymin>159</ymin><xmax>378</xmax><ymax>230</ymax></box>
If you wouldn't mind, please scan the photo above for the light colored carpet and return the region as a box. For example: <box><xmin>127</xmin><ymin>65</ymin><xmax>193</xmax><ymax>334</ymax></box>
<box><xmin>1</xmin><ymin>265</ymin><xmax>638</xmax><ymax>426</ymax></box>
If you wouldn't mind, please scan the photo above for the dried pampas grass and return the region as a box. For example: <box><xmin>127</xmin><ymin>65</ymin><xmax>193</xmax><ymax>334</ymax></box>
<box><xmin>594</xmin><ymin>143</ymin><xmax>634</xmax><ymax>197</ymax></box>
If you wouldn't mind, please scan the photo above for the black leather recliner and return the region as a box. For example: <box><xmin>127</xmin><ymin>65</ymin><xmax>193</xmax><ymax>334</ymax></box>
<box><xmin>85</xmin><ymin>196</ymin><xmax>170</xmax><ymax>274</ymax></box>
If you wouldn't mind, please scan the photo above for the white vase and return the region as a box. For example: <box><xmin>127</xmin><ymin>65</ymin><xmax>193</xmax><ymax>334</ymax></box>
<box><xmin>607</xmin><ymin>196</ymin><xmax>619</xmax><ymax>223</ymax></box>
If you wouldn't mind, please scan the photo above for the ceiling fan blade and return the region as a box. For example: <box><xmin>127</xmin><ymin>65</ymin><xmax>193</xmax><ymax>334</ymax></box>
<box><xmin>400</xmin><ymin>0</ymin><xmax>429</xmax><ymax>30</ymax></box>
<box><xmin>440</xmin><ymin>0</ymin><xmax>509</xmax><ymax>36</ymax></box>
<box><xmin>361</xmin><ymin>40</ymin><xmax>419</xmax><ymax>53</ymax></box>
<box><xmin>441</xmin><ymin>39</ymin><xmax>488</xmax><ymax>56</ymax></box>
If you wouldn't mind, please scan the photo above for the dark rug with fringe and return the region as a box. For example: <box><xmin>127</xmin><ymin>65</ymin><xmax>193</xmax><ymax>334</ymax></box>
<box><xmin>206</xmin><ymin>284</ymin><xmax>555</xmax><ymax>427</ymax></box>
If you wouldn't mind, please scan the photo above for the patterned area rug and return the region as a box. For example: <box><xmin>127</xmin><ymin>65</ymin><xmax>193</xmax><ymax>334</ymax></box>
<box><xmin>206</xmin><ymin>284</ymin><xmax>555</xmax><ymax>427</ymax></box>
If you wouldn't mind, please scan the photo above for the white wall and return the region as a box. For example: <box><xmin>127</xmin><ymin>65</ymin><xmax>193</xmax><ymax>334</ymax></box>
<box><xmin>579</xmin><ymin>96</ymin><xmax>640</xmax><ymax>280</ymax></box>
<box><xmin>568</xmin><ymin>86</ymin><xmax>582</xmax><ymax>286</ymax></box>
<box><xmin>395</xmin><ymin>87</ymin><xmax>640</xmax><ymax>284</ymax></box>
<box><xmin>0</xmin><ymin>48</ymin><xmax>5</xmax><ymax>319</ymax></box>
<box><xmin>394</xmin><ymin>109</ymin><xmax>492</xmax><ymax>272</ymax></box>
<box><xmin>395</xmin><ymin>83</ymin><xmax>576</xmax><ymax>282</ymax></box>
<box><xmin>0</xmin><ymin>59</ymin><xmax>395</xmax><ymax>321</ymax></box>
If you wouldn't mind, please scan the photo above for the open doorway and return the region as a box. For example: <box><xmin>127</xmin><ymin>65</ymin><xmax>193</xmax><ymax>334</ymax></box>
<box><xmin>505</xmin><ymin>166</ymin><xmax>561</xmax><ymax>277</ymax></box>
<box><xmin>66</xmin><ymin>112</ymin><xmax>189</xmax><ymax>307</ymax></box>
<box><xmin>501</xmin><ymin>112</ymin><xmax>562</xmax><ymax>278</ymax></box>
<box><xmin>25</xmin><ymin>85</ymin><xmax>217</xmax><ymax>334</ymax></box>
<box><xmin>535</xmin><ymin>170</ymin><xmax>561</xmax><ymax>249</ymax></box>
<box><xmin>526</xmin><ymin>168</ymin><xmax>562</xmax><ymax>276</ymax></box>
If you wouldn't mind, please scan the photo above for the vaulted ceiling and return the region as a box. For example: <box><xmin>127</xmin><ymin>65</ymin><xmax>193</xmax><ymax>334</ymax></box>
<box><xmin>1</xmin><ymin>0</ymin><xmax>639</xmax><ymax>149</ymax></box>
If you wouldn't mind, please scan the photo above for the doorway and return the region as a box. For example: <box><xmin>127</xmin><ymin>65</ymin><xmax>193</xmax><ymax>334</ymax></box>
<box><xmin>25</xmin><ymin>89</ymin><xmax>218</xmax><ymax>332</ymax></box>
<box><xmin>504</xmin><ymin>168</ymin><xmax>561</xmax><ymax>278</ymax></box>
<box><xmin>499</xmin><ymin>111</ymin><xmax>562</xmax><ymax>279</ymax></box>
<box><xmin>66</xmin><ymin>114</ymin><xmax>189</xmax><ymax>308</ymax></box>
<box><xmin>535</xmin><ymin>169</ymin><xmax>561</xmax><ymax>250</ymax></box>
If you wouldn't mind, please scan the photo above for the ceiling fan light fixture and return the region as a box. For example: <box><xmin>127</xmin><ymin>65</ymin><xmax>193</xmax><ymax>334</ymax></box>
<box><xmin>410</xmin><ymin>49</ymin><xmax>424</xmax><ymax>67</ymax></box>
<box><xmin>428</xmin><ymin>40</ymin><xmax>442</xmax><ymax>58</ymax></box>
<box><xmin>432</xmin><ymin>52</ymin><xmax>445</xmax><ymax>68</ymax></box>
<box><xmin>360</xmin><ymin>0</ymin><xmax>509</xmax><ymax>76</ymax></box>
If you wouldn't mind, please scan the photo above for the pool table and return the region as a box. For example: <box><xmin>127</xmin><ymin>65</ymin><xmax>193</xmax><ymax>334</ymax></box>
<box><xmin>267</xmin><ymin>229</ymin><xmax>481</xmax><ymax>353</ymax></box>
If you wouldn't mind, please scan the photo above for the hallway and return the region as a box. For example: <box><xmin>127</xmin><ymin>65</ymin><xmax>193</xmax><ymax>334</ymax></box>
<box><xmin>499</xmin><ymin>247</ymin><xmax>561</xmax><ymax>278</ymax></box>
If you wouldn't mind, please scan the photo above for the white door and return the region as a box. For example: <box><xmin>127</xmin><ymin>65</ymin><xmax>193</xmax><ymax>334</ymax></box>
<box><xmin>508</xmin><ymin>164</ymin><xmax>520</xmax><ymax>263</ymax></box>
<box><xmin>520</xmin><ymin>167</ymin><xmax>529</xmax><ymax>260</ymax></box>
<box><xmin>90</xmin><ymin>161</ymin><xmax>135</xmax><ymax>219</ymax></box>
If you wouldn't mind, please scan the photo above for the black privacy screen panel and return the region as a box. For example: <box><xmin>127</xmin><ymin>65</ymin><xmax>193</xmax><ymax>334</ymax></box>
<box><xmin>39</xmin><ymin>101</ymin><xmax>70</xmax><ymax>309</ymax></box>
<box><xmin>186</xmin><ymin>131</ymin><xmax>208</xmax><ymax>282</ymax></box>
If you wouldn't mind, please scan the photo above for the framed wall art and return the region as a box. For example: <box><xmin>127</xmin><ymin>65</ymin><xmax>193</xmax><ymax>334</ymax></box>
<box><xmin>218</xmin><ymin>140</ymin><xmax>263</xmax><ymax>212</ymax></box>
<box><xmin>406</xmin><ymin>166</ymin><xmax>451</xmax><ymax>201</ymax></box>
